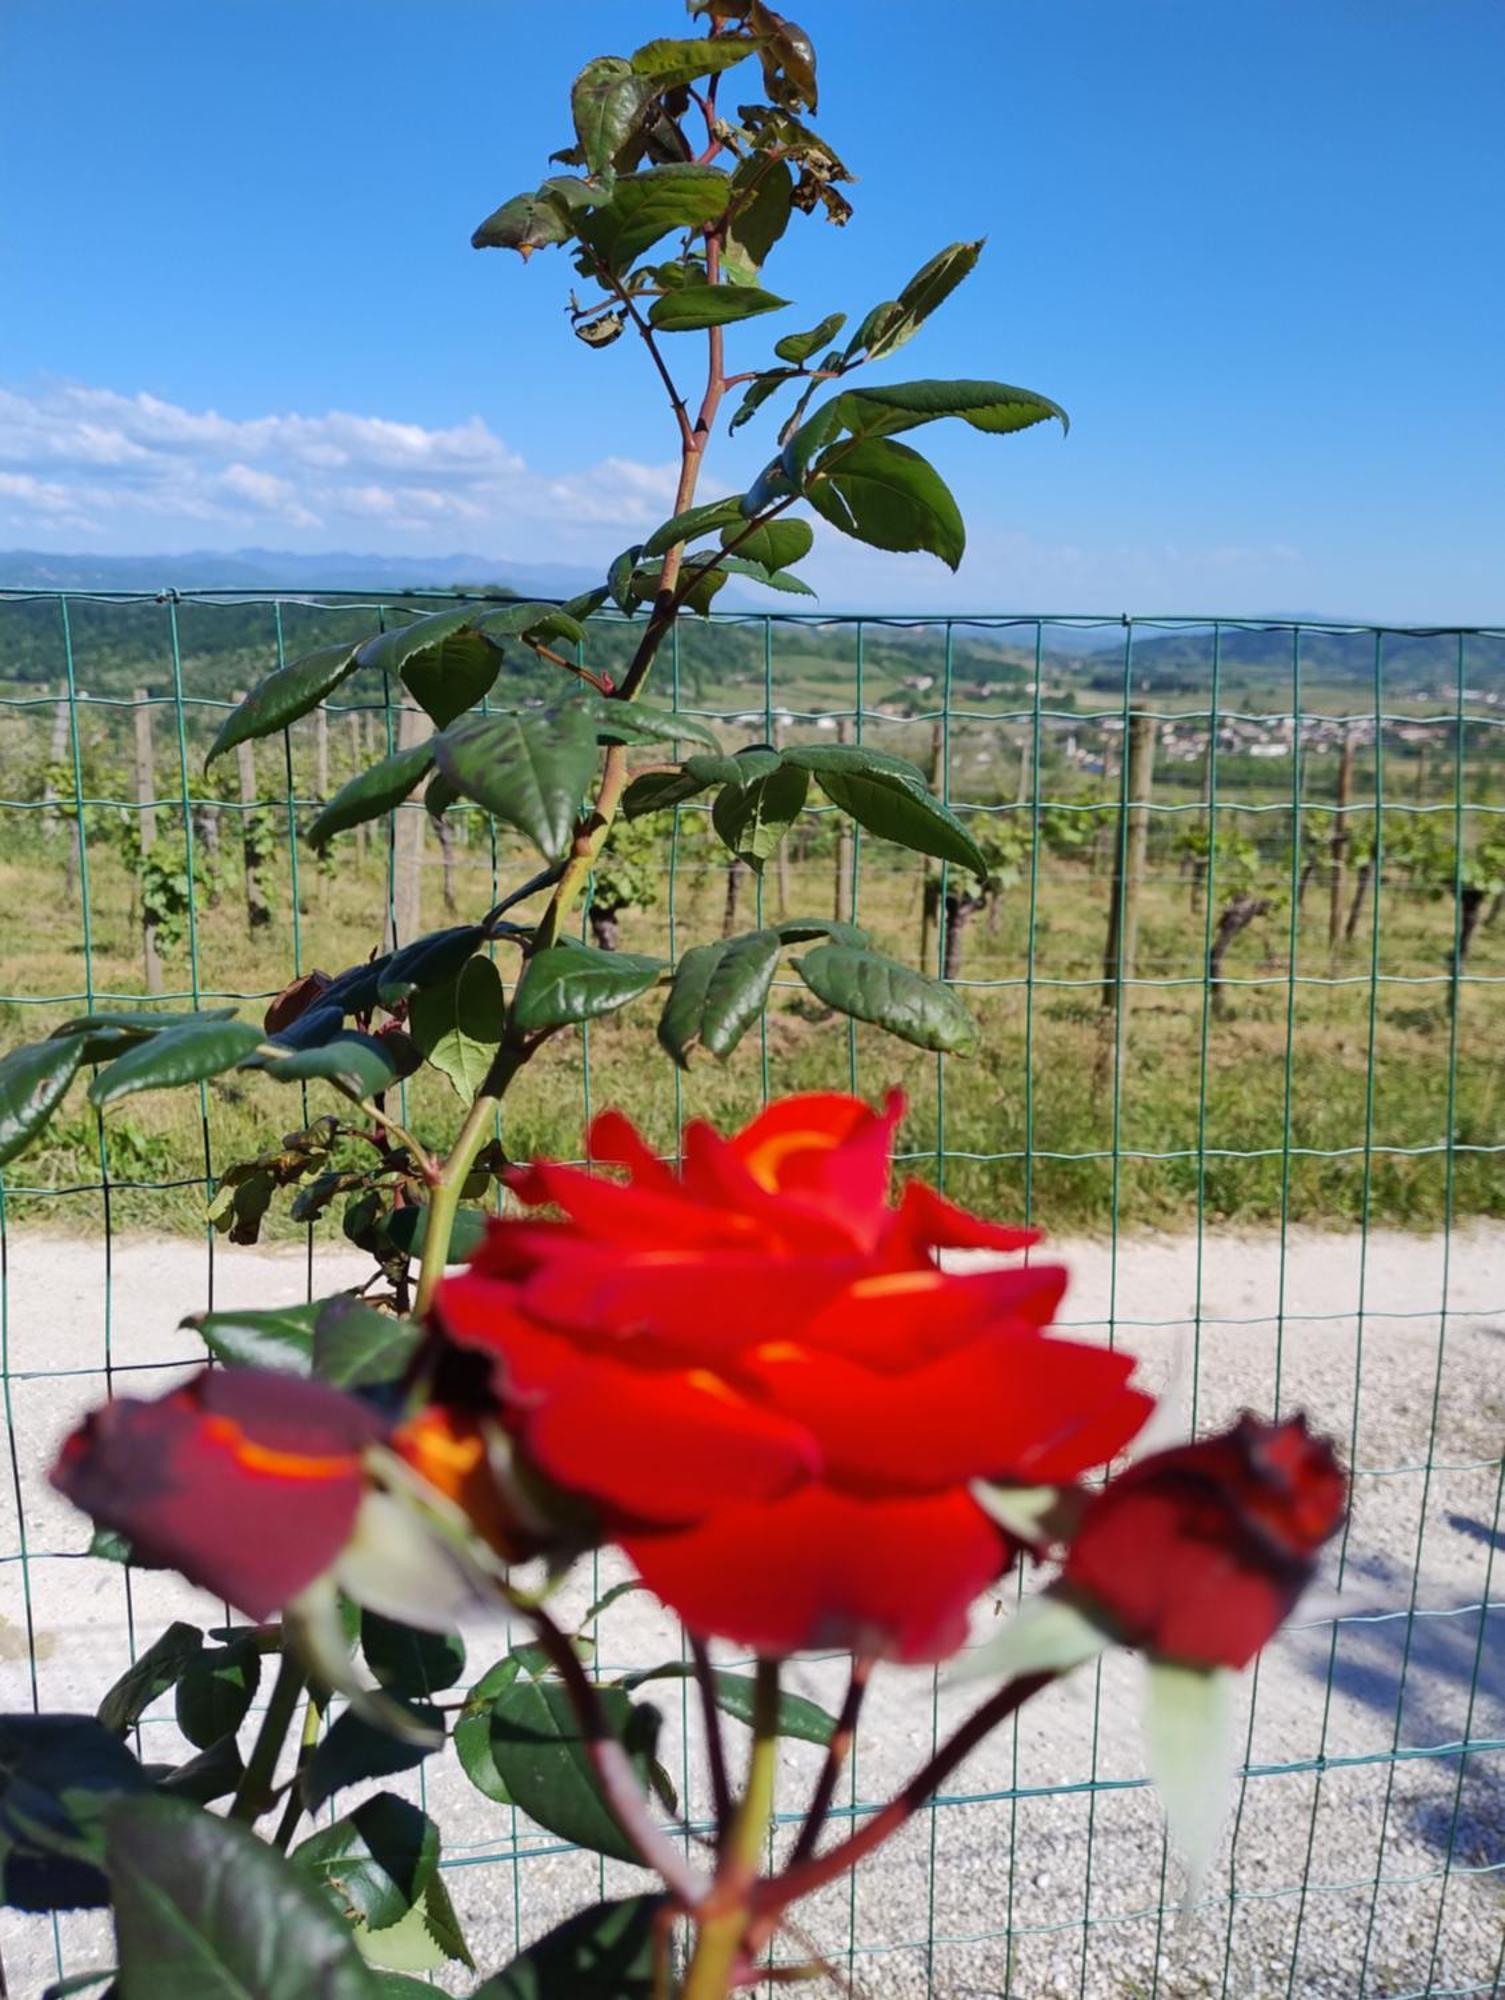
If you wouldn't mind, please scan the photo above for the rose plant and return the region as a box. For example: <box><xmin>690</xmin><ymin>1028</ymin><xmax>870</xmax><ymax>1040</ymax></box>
<box><xmin>0</xmin><ymin>9</ymin><xmax>1346</xmax><ymax>1997</ymax></box>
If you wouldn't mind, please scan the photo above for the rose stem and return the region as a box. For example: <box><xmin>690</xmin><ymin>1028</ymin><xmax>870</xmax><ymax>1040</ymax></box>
<box><xmin>681</xmin><ymin>1657</ymin><xmax>782</xmax><ymax>2000</ymax></box>
<box><xmin>786</xmin><ymin>1653</ymin><xmax>872</xmax><ymax>1870</ymax></box>
<box><xmin>272</xmin><ymin>1681</ymin><xmax>329</xmax><ymax>1850</ymax></box>
<box><xmin>750</xmin><ymin>1672</ymin><xmax>1056</xmax><ymax>1934</ymax></box>
<box><xmin>229</xmin><ymin>1647</ymin><xmax>305</xmax><ymax>1823</ymax></box>
<box><xmin>691</xmin><ymin>1634</ymin><xmax>734</xmax><ymax>1841</ymax></box>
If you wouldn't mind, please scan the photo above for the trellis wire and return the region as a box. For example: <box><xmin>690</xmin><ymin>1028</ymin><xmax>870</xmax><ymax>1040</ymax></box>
<box><xmin>0</xmin><ymin>592</ymin><xmax>1501</xmax><ymax>1997</ymax></box>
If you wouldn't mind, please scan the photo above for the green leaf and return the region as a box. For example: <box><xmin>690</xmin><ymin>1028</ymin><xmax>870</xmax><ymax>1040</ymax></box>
<box><xmin>728</xmin><ymin>368</ymin><xmax>797</xmax><ymax>433</ymax></box>
<box><xmin>576</xmin><ymin>163</ymin><xmax>732</xmax><ymax>273</ymax></box>
<box><xmin>590</xmin><ymin>700</ymin><xmax>720</xmax><ymax>751</ymax></box>
<box><xmin>658</xmin><ymin>928</ymin><xmax>782</xmax><ymax>1066</ymax></box>
<box><xmin>293</xmin><ymin>1793</ymin><xmax>438</xmax><ymax>1934</ymax></box>
<box><xmin>781</xmin><ymin>740</ymin><xmax>928</xmax><ymax>786</ymax></box>
<box><xmin>621</xmin><ymin>1664</ymin><xmax>836</xmax><ymax>1744</ymax></box>
<box><xmin>107</xmin><ymin>1795</ymin><xmax>381</xmax><ymax>1999</ymax></box>
<box><xmin>354</xmin><ymin>610</ymin><xmax>504</xmax><ymax>730</ymax></box>
<box><xmin>154</xmin><ymin>1734</ymin><xmax>244</xmax><ymax>1807</ymax></box>
<box><xmin>607</xmin><ymin>544</ymin><xmax>641</xmax><ymax>612</ymax></box>
<box><xmin>0</xmin><ymin>1033</ymin><xmax>84</xmax><ymax>1167</ymax></box>
<box><xmin>252</xmin><ymin>1032</ymin><xmax>401</xmax><ymax>1100</ymax></box>
<box><xmin>408</xmin><ymin>954</ymin><xmax>504</xmax><ymax>1102</ymax></box>
<box><xmin>773</xmin><ymin>915</ymin><xmax>868</xmax><ymax>945</ymax></box>
<box><xmin>471</xmin><ymin>1896</ymin><xmax>662</xmax><ymax>2000</ymax></box>
<box><xmin>313</xmin><ymin>1297</ymin><xmax>420</xmax><ymax>1391</ymax></box>
<box><xmin>362</xmin><ymin>1613</ymin><xmax>466</xmax><ymax>1700</ymax></box>
<box><xmin>571</xmin><ymin>56</ymin><xmax>654</xmax><ymax>176</ymax></box>
<box><xmin>376</xmin><ymin>925</ymin><xmax>485</xmax><ymax>1006</ymax></box>
<box><xmin>621</xmin><ymin>767</ymin><xmax>710</xmax><ymax>818</ymax></box>
<box><xmin>511</xmin><ymin>944</ymin><xmax>665</xmax><ymax>1032</ymax></box>
<box><xmin>307</xmin><ymin>739</ymin><xmax>435</xmax><ymax>850</ymax></box>
<box><xmin>378</xmin><ymin>1205</ymin><xmax>488</xmax><ymax>1267</ymax></box>
<box><xmin>1143</xmin><ymin>1660</ymin><xmax>1234</xmax><ymax>1872</ymax></box>
<box><xmin>354</xmin><ymin>1873</ymin><xmax>470</xmax><ymax>1975</ymax></box>
<box><xmin>455</xmin><ymin>1656</ymin><xmax>526</xmax><ymax>1805</ymax></box>
<box><xmin>851</xmin><ymin>240</ymin><xmax>984</xmax><ymax>360</ymax></box>
<box><xmin>97</xmin><ymin>1624</ymin><xmax>205</xmax><ymax>1735</ymax></box>
<box><xmin>952</xmin><ymin>1589</ymin><xmax>1116</xmax><ymax>1685</ymax></box>
<box><xmin>707</xmin><ymin>553</ymin><xmax>816</xmax><ymax>596</ymax></box>
<box><xmin>486</xmin><ymin>1669</ymin><xmax>662</xmax><ymax>1863</ymax></box>
<box><xmin>711</xmin><ymin>761</ymin><xmax>809</xmax><ymax>868</ymax></box>
<box><xmin>641</xmin><ymin>494</ymin><xmax>744</xmax><ymax>557</ymax></box>
<box><xmin>0</xmin><ymin>1715</ymin><xmax>148</xmax><ymax>1914</ymax></box>
<box><xmin>208</xmin><ymin>644</ymin><xmax>359</xmax><ymax>763</ymax></box>
<box><xmin>88</xmin><ymin>1526</ymin><xmax>135</xmax><ymax>1565</ymax></box>
<box><xmin>684</xmin><ymin>744</ymin><xmax>782</xmax><ymax>787</ymax></box>
<box><xmin>648</xmin><ymin>284</ymin><xmax>789</xmax><ymax>331</ymax></box>
<box><xmin>472</xmin><ymin>176</ymin><xmax>598</xmax><ymax>254</ymax></box>
<box><xmin>300</xmin><ymin>1700</ymin><xmax>444</xmax><ymax>1816</ymax></box>
<box><xmin>475</xmin><ymin>600</ymin><xmax>588</xmax><ymax>647</ymax></box>
<box><xmin>630</xmin><ymin>34</ymin><xmax>762</xmax><ymax>86</ymax></box>
<box><xmin>721</xmin><ymin>516</ymin><xmax>812</xmax><ymax>571</ymax></box>
<box><xmin>805</xmin><ymin>435</ymin><xmax>966</xmax><ymax>569</ymax></box>
<box><xmin>175</xmin><ymin>1637</ymin><xmax>261</xmax><ymax>1752</ymax></box>
<box><xmin>183</xmin><ymin>1298</ymin><xmax>319</xmax><ymax>1374</ymax></box>
<box><xmin>795</xmin><ymin>943</ymin><xmax>978</xmax><ymax>1054</ymax></box>
<box><xmin>775</xmin><ymin>309</ymin><xmax>846</xmax><ymax>363</ymax></box>
<box><xmin>723</xmin><ymin>157</ymin><xmax>793</xmax><ymax>284</ymax></box>
<box><xmin>835</xmin><ymin>376</ymin><xmax>1069</xmax><ymax>441</ymax></box>
<box><xmin>434</xmin><ymin>704</ymin><xmax>599</xmax><ymax>864</ymax></box>
<box><xmin>88</xmin><ymin>1017</ymin><xmax>262</xmax><ymax>1108</ymax></box>
<box><xmin>795</xmin><ymin>755</ymin><xmax>988</xmax><ymax>877</ymax></box>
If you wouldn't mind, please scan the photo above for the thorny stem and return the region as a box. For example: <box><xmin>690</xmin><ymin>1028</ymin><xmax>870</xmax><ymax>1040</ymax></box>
<box><xmin>786</xmin><ymin>1653</ymin><xmax>872</xmax><ymax>1870</ymax></box>
<box><xmin>691</xmin><ymin>1634</ymin><xmax>734</xmax><ymax>1840</ymax></box>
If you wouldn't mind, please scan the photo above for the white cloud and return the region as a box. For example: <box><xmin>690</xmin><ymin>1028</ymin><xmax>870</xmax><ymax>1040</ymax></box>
<box><xmin>0</xmin><ymin>379</ymin><xmax>676</xmax><ymax>558</ymax></box>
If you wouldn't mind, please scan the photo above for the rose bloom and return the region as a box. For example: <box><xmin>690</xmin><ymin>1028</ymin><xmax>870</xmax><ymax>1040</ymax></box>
<box><xmin>433</xmin><ymin>1090</ymin><xmax>1152</xmax><ymax>1664</ymax></box>
<box><xmin>1062</xmin><ymin>1413</ymin><xmax>1347</xmax><ymax>1670</ymax></box>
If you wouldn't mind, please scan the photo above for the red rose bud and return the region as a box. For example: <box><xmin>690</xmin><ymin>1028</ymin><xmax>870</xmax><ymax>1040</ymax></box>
<box><xmin>435</xmin><ymin>1091</ymin><xmax>1154</xmax><ymax>1665</ymax></box>
<box><xmin>1062</xmin><ymin>1413</ymin><xmax>1347</xmax><ymax>1670</ymax></box>
<box><xmin>51</xmin><ymin>1368</ymin><xmax>383</xmax><ymax>1621</ymax></box>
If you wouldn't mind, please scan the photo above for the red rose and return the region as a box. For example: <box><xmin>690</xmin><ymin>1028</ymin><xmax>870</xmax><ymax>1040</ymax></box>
<box><xmin>1062</xmin><ymin>1414</ymin><xmax>1347</xmax><ymax>1670</ymax></box>
<box><xmin>433</xmin><ymin>1091</ymin><xmax>1152</xmax><ymax>1664</ymax></box>
<box><xmin>51</xmin><ymin>1368</ymin><xmax>383</xmax><ymax>1620</ymax></box>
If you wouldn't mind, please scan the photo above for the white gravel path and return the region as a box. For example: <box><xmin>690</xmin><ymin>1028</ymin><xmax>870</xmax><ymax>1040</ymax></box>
<box><xmin>2</xmin><ymin>1226</ymin><xmax>1502</xmax><ymax>1999</ymax></box>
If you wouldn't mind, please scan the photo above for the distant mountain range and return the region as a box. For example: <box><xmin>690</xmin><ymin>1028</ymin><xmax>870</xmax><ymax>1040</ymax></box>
<box><xmin>0</xmin><ymin>547</ymin><xmax>602</xmax><ymax>599</ymax></box>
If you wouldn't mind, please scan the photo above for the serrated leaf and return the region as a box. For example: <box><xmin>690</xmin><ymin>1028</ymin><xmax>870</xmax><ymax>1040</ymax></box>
<box><xmin>723</xmin><ymin>156</ymin><xmax>793</xmax><ymax>284</ymax></box>
<box><xmin>728</xmin><ymin>368</ymin><xmax>797</xmax><ymax>433</ymax></box>
<box><xmin>313</xmin><ymin>1297</ymin><xmax>420</xmax><ymax>1391</ymax></box>
<box><xmin>355</xmin><ymin>610</ymin><xmax>504</xmax><ymax>730</ymax></box>
<box><xmin>684</xmin><ymin>743</ymin><xmax>782</xmax><ymax>787</ymax></box>
<box><xmin>630</xmin><ymin>34</ymin><xmax>763</xmax><ymax>86</ymax></box>
<box><xmin>795</xmin><ymin>943</ymin><xmax>978</xmax><ymax>1054</ymax></box>
<box><xmin>951</xmin><ymin>1589</ymin><xmax>1116</xmax><ymax>1684</ymax></box>
<box><xmin>435</xmin><ymin>704</ymin><xmax>599</xmax><ymax>864</ymax></box>
<box><xmin>621</xmin><ymin>767</ymin><xmax>710</xmax><ymax>818</ymax></box>
<box><xmin>354</xmin><ymin>1872</ymin><xmax>470</xmax><ymax>1974</ymax></box>
<box><xmin>485</xmin><ymin>1671</ymin><xmax>661</xmax><ymax>1864</ymax></box>
<box><xmin>837</xmin><ymin>375</ymin><xmax>1069</xmax><ymax>441</ymax></box>
<box><xmin>642</xmin><ymin>494</ymin><xmax>744</xmax><ymax>557</ymax></box>
<box><xmin>376</xmin><ymin>925</ymin><xmax>485</xmax><ymax>1006</ymax></box>
<box><xmin>572</xmin><ymin>56</ymin><xmax>654</xmax><ymax>176</ymax></box>
<box><xmin>175</xmin><ymin>1636</ymin><xmax>260</xmax><ymax>1751</ymax></box>
<box><xmin>107</xmin><ymin>1795</ymin><xmax>381</xmax><ymax>1999</ymax></box>
<box><xmin>794</xmin><ymin>752</ymin><xmax>988</xmax><ymax>877</ymax></box>
<box><xmin>362</xmin><ymin>1612</ymin><xmax>466</xmax><ymax>1700</ymax></box>
<box><xmin>721</xmin><ymin>515</ymin><xmax>812</xmax><ymax>570</ymax></box>
<box><xmin>0</xmin><ymin>1033</ymin><xmax>84</xmax><ymax>1167</ymax></box>
<box><xmin>252</xmin><ymin>1031</ymin><xmax>401</xmax><ymax>1100</ymax></box>
<box><xmin>775</xmin><ymin>309</ymin><xmax>846</xmax><ymax>363</ymax></box>
<box><xmin>576</xmin><ymin>163</ymin><xmax>732</xmax><ymax>273</ymax></box>
<box><xmin>511</xmin><ymin>944</ymin><xmax>665</xmax><ymax>1032</ymax></box>
<box><xmin>805</xmin><ymin>434</ymin><xmax>966</xmax><ymax>569</ymax></box>
<box><xmin>208</xmin><ymin>644</ymin><xmax>359</xmax><ymax>763</ymax></box>
<box><xmin>658</xmin><ymin>929</ymin><xmax>782</xmax><ymax>1066</ymax></box>
<box><xmin>471</xmin><ymin>1895</ymin><xmax>662</xmax><ymax>2000</ymax></box>
<box><xmin>293</xmin><ymin>1792</ymin><xmax>439</xmax><ymax>1934</ymax></box>
<box><xmin>307</xmin><ymin>739</ymin><xmax>435</xmax><ymax>849</ymax></box>
<box><xmin>87</xmin><ymin>1017</ymin><xmax>262</xmax><ymax>1107</ymax></box>
<box><xmin>707</xmin><ymin>553</ymin><xmax>817</xmax><ymax>596</ymax></box>
<box><xmin>711</xmin><ymin>761</ymin><xmax>809</xmax><ymax>868</ymax></box>
<box><xmin>97</xmin><ymin>1624</ymin><xmax>205</xmax><ymax>1735</ymax></box>
<box><xmin>472</xmin><ymin>176</ymin><xmax>598</xmax><ymax>254</ymax></box>
<box><xmin>852</xmin><ymin>240</ymin><xmax>984</xmax><ymax>361</ymax></box>
<box><xmin>184</xmin><ymin>1298</ymin><xmax>320</xmax><ymax>1374</ymax></box>
<box><xmin>620</xmin><ymin>1664</ymin><xmax>835</xmax><ymax>1744</ymax></box>
<box><xmin>648</xmin><ymin>284</ymin><xmax>789</xmax><ymax>331</ymax></box>
<box><xmin>591</xmin><ymin>700</ymin><xmax>720</xmax><ymax>750</ymax></box>
<box><xmin>408</xmin><ymin>955</ymin><xmax>504</xmax><ymax>1102</ymax></box>
<box><xmin>1143</xmin><ymin>1660</ymin><xmax>1234</xmax><ymax>1876</ymax></box>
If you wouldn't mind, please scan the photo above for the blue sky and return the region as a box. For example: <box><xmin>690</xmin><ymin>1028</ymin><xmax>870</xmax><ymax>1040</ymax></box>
<box><xmin>2</xmin><ymin>0</ymin><xmax>1502</xmax><ymax>616</ymax></box>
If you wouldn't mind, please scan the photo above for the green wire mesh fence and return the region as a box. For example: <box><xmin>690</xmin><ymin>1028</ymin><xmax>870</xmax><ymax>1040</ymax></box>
<box><xmin>1</xmin><ymin>592</ymin><xmax>1501</xmax><ymax>1997</ymax></box>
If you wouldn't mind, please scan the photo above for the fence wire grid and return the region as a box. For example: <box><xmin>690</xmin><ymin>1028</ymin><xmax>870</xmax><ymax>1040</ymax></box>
<box><xmin>0</xmin><ymin>592</ymin><xmax>1502</xmax><ymax>1999</ymax></box>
